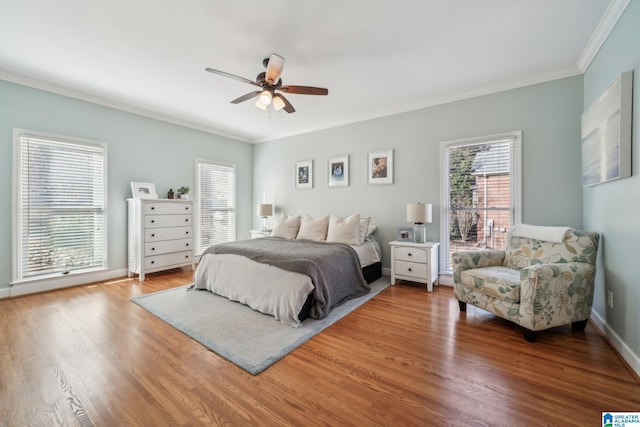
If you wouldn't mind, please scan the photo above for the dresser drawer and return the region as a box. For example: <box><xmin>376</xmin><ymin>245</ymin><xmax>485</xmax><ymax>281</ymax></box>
<box><xmin>145</xmin><ymin>227</ymin><xmax>193</xmax><ymax>242</ymax></box>
<box><xmin>394</xmin><ymin>246</ymin><xmax>428</xmax><ymax>263</ymax></box>
<box><xmin>144</xmin><ymin>251</ymin><xmax>193</xmax><ymax>270</ymax></box>
<box><xmin>144</xmin><ymin>202</ymin><xmax>193</xmax><ymax>215</ymax></box>
<box><xmin>145</xmin><ymin>238</ymin><xmax>193</xmax><ymax>256</ymax></box>
<box><xmin>394</xmin><ymin>260</ymin><xmax>427</xmax><ymax>280</ymax></box>
<box><xmin>145</xmin><ymin>214</ymin><xmax>192</xmax><ymax>228</ymax></box>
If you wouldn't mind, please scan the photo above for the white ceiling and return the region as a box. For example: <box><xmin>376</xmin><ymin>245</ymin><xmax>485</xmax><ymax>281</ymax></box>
<box><xmin>0</xmin><ymin>0</ymin><xmax>618</xmax><ymax>143</ymax></box>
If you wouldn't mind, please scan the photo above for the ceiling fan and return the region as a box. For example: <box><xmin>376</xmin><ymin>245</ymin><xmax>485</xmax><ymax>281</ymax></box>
<box><xmin>205</xmin><ymin>53</ymin><xmax>328</xmax><ymax>113</ymax></box>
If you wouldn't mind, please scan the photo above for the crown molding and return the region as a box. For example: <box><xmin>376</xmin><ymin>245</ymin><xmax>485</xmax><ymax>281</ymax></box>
<box><xmin>577</xmin><ymin>0</ymin><xmax>631</xmax><ymax>72</ymax></box>
<box><xmin>0</xmin><ymin>70</ymin><xmax>251</xmax><ymax>143</ymax></box>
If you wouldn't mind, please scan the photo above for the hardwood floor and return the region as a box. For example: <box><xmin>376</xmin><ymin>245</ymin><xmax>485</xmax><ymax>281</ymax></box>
<box><xmin>1</xmin><ymin>270</ymin><xmax>638</xmax><ymax>426</ymax></box>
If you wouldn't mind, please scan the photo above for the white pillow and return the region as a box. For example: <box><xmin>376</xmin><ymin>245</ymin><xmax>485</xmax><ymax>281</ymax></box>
<box><xmin>358</xmin><ymin>217</ymin><xmax>372</xmax><ymax>245</ymax></box>
<box><xmin>270</xmin><ymin>213</ymin><xmax>301</xmax><ymax>240</ymax></box>
<box><xmin>296</xmin><ymin>215</ymin><xmax>329</xmax><ymax>241</ymax></box>
<box><xmin>326</xmin><ymin>214</ymin><xmax>361</xmax><ymax>246</ymax></box>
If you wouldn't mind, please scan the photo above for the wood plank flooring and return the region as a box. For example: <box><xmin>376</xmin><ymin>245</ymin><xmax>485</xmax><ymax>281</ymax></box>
<box><xmin>1</xmin><ymin>269</ymin><xmax>638</xmax><ymax>426</ymax></box>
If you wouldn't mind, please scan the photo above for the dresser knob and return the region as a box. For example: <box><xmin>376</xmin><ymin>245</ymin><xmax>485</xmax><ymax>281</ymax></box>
<box><xmin>186</xmin><ymin>231</ymin><xmax>189</xmax><ymax>235</ymax></box>
<box><xmin>151</xmin><ymin>261</ymin><xmax>155</xmax><ymax>264</ymax></box>
<box><xmin>185</xmin><ymin>219</ymin><xmax>189</xmax><ymax>222</ymax></box>
<box><xmin>151</xmin><ymin>206</ymin><xmax>155</xmax><ymax>210</ymax></box>
<box><xmin>151</xmin><ymin>247</ymin><xmax>155</xmax><ymax>251</ymax></box>
<box><xmin>151</xmin><ymin>220</ymin><xmax>155</xmax><ymax>224</ymax></box>
<box><xmin>186</xmin><ymin>243</ymin><xmax>189</xmax><ymax>247</ymax></box>
<box><xmin>408</xmin><ymin>253</ymin><xmax>412</xmax><ymax>257</ymax></box>
<box><xmin>185</xmin><ymin>255</ymin><xmax>189</xmax><ymax>259</ymax></box>
<box><xmin>185</xmin><ymin>206</ymin><xmax>189</xmax><ymax>210</ymax></box>
<box><xmin>151</xmin><ymin>233</ymin><xmax>155</xmax><ymax>237</ymax></box>
<box><xmin>408</xmin><ymin>268</ymin><xmax>412</xmax><ymax>272</ymax></box>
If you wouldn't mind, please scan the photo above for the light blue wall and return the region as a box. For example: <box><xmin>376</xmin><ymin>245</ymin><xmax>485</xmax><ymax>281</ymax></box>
<box><xmin>254</xmin><ymin>75</ymin><xmax>585</xmax><ymax>270</ymax></box>
<box><xmin>0</xmin><ymin>79</ymin><xmax>253</xmax><ymax>290</ymax></box>
<box><xmin>583</xmin><ymin>1</ymin><xmax>640</xmax><ymax>360</ymax></box>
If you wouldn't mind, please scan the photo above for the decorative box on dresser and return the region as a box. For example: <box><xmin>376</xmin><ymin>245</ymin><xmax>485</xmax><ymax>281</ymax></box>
<box><xmin>389</xmin><ymin>241</ymin><xmax>439</xmax><ymax>292</ymax></box>
<box><xmin>127</xmin><ymin>199</ymin><xmax>195</xmax><ymax>281</ymax></box>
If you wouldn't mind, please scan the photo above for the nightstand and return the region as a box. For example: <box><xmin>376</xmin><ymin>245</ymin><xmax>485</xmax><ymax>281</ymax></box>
<box><xmin>250</xmin><ymin>229</ymin><xmax>271</xmax><ymax>239</ymax></box>
<box><xmin>389</xmin><ymin>241</ymin><xmax>439</xmax><ymax>292</ymax></box>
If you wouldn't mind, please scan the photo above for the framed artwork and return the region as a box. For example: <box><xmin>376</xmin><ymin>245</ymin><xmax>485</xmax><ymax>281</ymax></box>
<box><xmin>368</xmin><ymin>149</ymin><xmax>393</xmax><ymax>185</ymax></box>
<box><xmin>295</xmin><ymin>160</ymin><xmax>313</xmax><ymax>189</ymax></box>
<box><xmin>581</xmin><ymin>70</ymin><xmax>633</xmax><ymax>187</ymax></box>
<box><xmin>328</xmin><ymin>155</ymin><xmax>349</xmax><ymax>187</ymax></box>
<box><xmin>130</xmin><ymin>182</ymin><xmax>158</xmax><ymax>199</ymax></box>
<box><xmin>396</xmin><ymin>227</ymin><xmax>414</xmax><ymax>242</ymax></box>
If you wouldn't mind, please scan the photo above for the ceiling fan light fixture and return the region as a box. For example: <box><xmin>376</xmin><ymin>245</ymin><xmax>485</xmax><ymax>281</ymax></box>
<box><xmin>259</xmin><ymin>90</ymin><xmax>272</xmax><ymax>106</ymax></box>
<box><xmin>254</xmin><ymin>98</ymin><xmax>267</xmax><ymax>110</ymax></box>
<box><xmin>272</xmin><ymin>95</ymin><xmax>285</xmax><ymax>111</ymax></box>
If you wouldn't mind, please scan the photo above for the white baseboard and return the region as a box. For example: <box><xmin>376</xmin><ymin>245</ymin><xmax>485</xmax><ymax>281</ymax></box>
<box><xmin>2</xmin><ymin>268</ymin><xmax>129</xmax><ymax>299</ymax></box>
<box><xmin>591</xmin><ymin>309</ymin><xmax>640</xmax><ymax>378</ymax></box>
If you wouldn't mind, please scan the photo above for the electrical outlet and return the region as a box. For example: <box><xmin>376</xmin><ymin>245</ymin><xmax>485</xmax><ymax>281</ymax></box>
<box><xmin>607</xmin><ymin>291</ymin><xmax>614</xmax><ymax>309</ymax></box>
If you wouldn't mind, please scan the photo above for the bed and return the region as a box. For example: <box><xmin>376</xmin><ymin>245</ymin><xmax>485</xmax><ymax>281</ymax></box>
<box><xmin>191</xmin><ymin>214</ymin><xmax>382</xmax><ymax>327</ymax></box>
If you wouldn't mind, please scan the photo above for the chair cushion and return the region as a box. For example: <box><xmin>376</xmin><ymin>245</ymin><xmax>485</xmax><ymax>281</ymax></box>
<box><xmin>459</xmin><ymin>266</ymin><xmax>521</xmax><ymax>303</ymax></box>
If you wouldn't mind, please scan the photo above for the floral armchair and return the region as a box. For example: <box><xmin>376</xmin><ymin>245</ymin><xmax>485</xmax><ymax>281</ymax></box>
<box><xmin>452</xmin><ymin>227</ymin><xmax>599</xmax><ymax>342</ymax></box>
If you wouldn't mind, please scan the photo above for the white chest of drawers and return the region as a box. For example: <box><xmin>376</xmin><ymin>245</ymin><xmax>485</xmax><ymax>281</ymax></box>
<box><xmin>389</xmin><ymin>241</ymin><xmax>439</xmax><ymax>292</ymax></box>
<box><xmin>127</xmin><ymin>199</ymin><xmax>195</xmax><ymax>281</ymax></box>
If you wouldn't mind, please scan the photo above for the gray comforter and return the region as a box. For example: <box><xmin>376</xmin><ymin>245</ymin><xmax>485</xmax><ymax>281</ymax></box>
<box><xmin>202</xmin><ymin>237</ymin><xmax>370</xmax><ymax>319</ymax></box>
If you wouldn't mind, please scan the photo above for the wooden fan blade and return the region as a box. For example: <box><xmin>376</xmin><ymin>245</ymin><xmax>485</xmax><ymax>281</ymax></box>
<box><xmin>231</xmin><ymin>91</ymin><xmax>261</xmax><ymax>104</ymax></box>
<box><xmin>205</xmin><ymin>68</ymin><xmax>260</xmax><ymax>87</ymax></box>
<box><xmin>274</xmin><ymin>93</ymin><xmax>296</xmax><ymax>113</ymax></box>
<box><xmin>265</xmin><ymin>54</ymin><xmax>285</xmax><ymax>84</ymax></box>
<box><xmin>280</xmin><ymin>85</ymin><xmax>328</xmax><ymax>95</ymax></box>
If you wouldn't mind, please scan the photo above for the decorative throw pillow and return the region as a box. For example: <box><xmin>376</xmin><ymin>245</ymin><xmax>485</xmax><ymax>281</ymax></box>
<box><xmin>326</xmin><ymin>213</ymin><xmax>361</xmax><ymax>246</ymax></box>
<box><xmin>270</xmin><ymin>213</ymin><xmax>301</xmax><ymax>240</ymax></box>
<box><xmin>296</xmin><ymin>215</ymin><xmax>330</xmax><ymax>241</ymax></box>
<box><xmin>358</xmin><ymin>217</ymin><xmax>372</xmax><ymax>245</ymax></box>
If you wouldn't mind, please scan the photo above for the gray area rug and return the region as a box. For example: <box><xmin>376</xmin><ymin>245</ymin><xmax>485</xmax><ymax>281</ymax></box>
<box><xmin>131</xmin><ymin>277</ymin><xmax>390</xmax><ymax>375</ymax></box>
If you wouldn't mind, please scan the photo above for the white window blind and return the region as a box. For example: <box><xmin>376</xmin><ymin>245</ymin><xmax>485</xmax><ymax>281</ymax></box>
<box><xmin>196</xmin><ymin>159</ymin><xmax>236</xmax><ymax>253</ymax></box>
<box><xmin>441</xmin><ymin>132</ymin><xmax>521</xmax><ymax>274</ymax></box>
<box><xmin>14</xmin><ymin>132</ymin><xmax>107</xmax><ymax>281</ymax></box>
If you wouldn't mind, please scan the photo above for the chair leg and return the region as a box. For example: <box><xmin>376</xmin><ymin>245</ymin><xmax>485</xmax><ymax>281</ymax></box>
<box><xmin>522</xmin><ymin>329</ymin><xmax>538</xmax><ymax>343</ymax></box>
<box><xmin>572</xmin><ymin>319</ymin><xmax>588</xmax><ymax>331</ymax></box>
<box><xmin>458</xmin><ymin>301</ymin><xmax>467</xmax><ymax>312</ymax></box>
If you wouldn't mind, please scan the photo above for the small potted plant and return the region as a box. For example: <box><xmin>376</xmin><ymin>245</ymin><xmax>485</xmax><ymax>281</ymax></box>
<box><xmin>177</xmin><ymin>186</ymin><xmax>190</xmax><ymax>200</ymax></box>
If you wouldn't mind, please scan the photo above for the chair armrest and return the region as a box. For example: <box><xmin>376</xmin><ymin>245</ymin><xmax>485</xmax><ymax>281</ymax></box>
<box><xmin>452</xmin><ymin>250</ymin><xmax>505</xmax><ymax>284</ymax></box>
<box><xmin>519</xmin><ymin>262</ymin><xmax>596</xmax><ymax>330</ymax></box>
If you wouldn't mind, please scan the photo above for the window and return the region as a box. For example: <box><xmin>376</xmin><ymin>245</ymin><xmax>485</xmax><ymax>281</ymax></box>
<box><xmin>12</xmin><ymin>130</ymin><xmax>107</xmax><ymax>282</ymax></box>
<box><xmin>196</xmin><ymin>159</ymin><xmax>236</xmax><ymax>254</ymax></box>
<box><xmin>440</xmin><ymin>131</ymin><xmax>521</xmax><ymax>274</ymax></box>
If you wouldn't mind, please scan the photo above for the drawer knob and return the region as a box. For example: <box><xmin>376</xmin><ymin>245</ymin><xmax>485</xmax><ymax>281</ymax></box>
<box><xmin>151</xmin><ymin>220</ymin><xmax>155</xmax><ymax>223</ymax></box>
<box><xmin>151</xmin><ymin>233</ymin><xmax>155</xmax><ymax>237</ymax></box>
<box><xmin>151</xmin><ymin>206</ymin><xmax>155</xmax><ymax>210</ymax></box>
<box><xmin>408</xmin><ymin>268</ymin><xmax>412</xmax><ymax>272</ymax></box>
<box><xmin>185</xmin><ymin>219</ymin><xmax>189</xmax><ymax>222</ymax></box>
<box><xmin>185</xmin><ymin>206</ymin><xmax>189</xmax><ymax>210</ymax></box>
<box><xmin>185</xmin><ymin>255</ymin><xmax>189</xmax><ymax>259</ymax></box>
<box><xmin>408</xmin><ymin>253</ymin><xmax>413</xmax><ymax>257</ymax></box>
<box><xmin>186</xmin><ymin>243</ymin><xmax>189</xmax><ymax>247</ymax></box>
<box><xmin>151</xmin><ymin>247</ymin><xmax>155</xmax><ymax>251</ymax></box>
<box><xmin>151</xmin><ymin>261</ymin><xmax>155</xmax><ymax>264</ymax></box>
<box><xmin>186</xmin><ymin>231</ymin><xmax>189</xmax><ymax>235</ymax></box>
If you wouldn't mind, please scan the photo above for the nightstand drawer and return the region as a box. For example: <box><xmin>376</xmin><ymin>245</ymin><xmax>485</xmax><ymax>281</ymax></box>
<box><xmin>394</xmin><ymin>260</ymin><xmax>427</xmax><ymax>279</ymax></box>
<box><xmin>394</xmin><ymin>246</ymin><xmax>428</xmax><ymax>263</ymax></box>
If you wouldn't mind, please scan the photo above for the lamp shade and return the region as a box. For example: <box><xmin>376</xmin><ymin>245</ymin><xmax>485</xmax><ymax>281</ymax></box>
<box><xmin>407</xmin><ymin>202</ymin><xmax>432</xmax><ymax>224</ymax></box>
<box><xmin>257</xmin><ymin>203</ymin><xmax>273</xmax><ymax>217</ymax></box>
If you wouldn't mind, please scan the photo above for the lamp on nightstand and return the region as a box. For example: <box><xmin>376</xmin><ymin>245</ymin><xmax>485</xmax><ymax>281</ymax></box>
<box><xmin>257</xmin><ymin>203</ymin><xmax>273</xmax><ymax>231</ymax></box>
<box><xmin>407</xmin><ymin>202</ymin><xmax>432</xmax><ymax>243</ymax></box>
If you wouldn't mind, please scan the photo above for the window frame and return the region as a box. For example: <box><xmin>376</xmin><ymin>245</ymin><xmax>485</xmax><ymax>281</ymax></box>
<box><xmin>195</xmin><ymin>158</ymin><xmax>237</xmax><ymax>255</ymax></box>
<box><xmin>439</xmin><ymin>131</ymin><xmax>522</xmax><ymax>278</ymax></box>
<box><xmin>11</xmin><ymin>129</ymin><xmax>108</xmax><ymax>284</ymax></box>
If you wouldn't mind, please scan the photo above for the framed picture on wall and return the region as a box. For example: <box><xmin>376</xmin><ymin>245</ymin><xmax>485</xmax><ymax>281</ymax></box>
<box><xmin>368</xmin><ymin>149</ymin><xmax>393</xmax><ymax>185</ymax></box>
<box><xmin>295</xmin><ymin>160</ymin><xmax>313</xmax><ymax>189</ymax></box>
<box><xmin>130</xmin><ymin>182</ymin><xmax>158</xmax><ymax>199</ymax></box>
<box><xmin>328</xmin><ymin>155</ymin><xmax>349</xmax><ymax>187</ymax></box>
